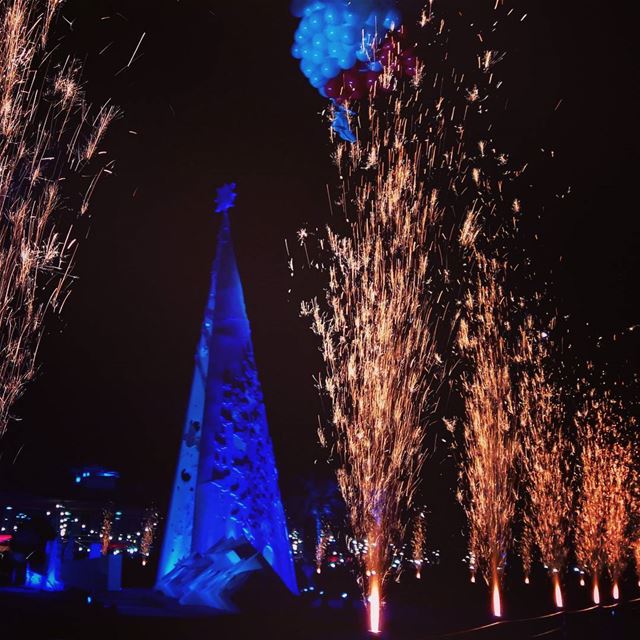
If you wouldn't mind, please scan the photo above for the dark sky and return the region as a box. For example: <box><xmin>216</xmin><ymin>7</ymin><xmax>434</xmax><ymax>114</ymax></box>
<box><xmin>1</xmin><ymin>0</ymin><xmax>637</xmax><ymax>535</ymax></box>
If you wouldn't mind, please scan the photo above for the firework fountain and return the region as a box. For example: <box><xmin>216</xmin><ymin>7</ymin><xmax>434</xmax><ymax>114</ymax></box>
<box><xmin>100</xmin><ymin>507</ymin><xmax>113</xmax><ymax>557</ymax></box>
<box><xmin>575</xmin><ymin>391</ymin><xmax>633</xmax><ymax>603</ymax></box>
<box><xmin>303</xmin><ymin>73</ymin><xmax>447</xmax><ymax>633</ymax></box>
<box><xmin>140</xmin><ymin>509</ymin><xmax>159</xmax><ymax>567</ymax></box>
<box><xmin>457</xmin><ymin>252</ymin><xmax>518</xmax><ymax>618</ymax></box>
<box><xmin>293</xmin><ymin>0</ymin><xmax>552</xmax><ymax>629</ymax></box>
<box><xmin>0</xmin><ymin>0</ymin><xmax>116</xmax><ymax>437</ymax></box>
<box><xmin>315</xmin><ymin>520</ymin><xmax>330</xmax><ymax>575</ymax></box>
<box><xmin>411</xmin><ymin>511</ymin><xmax>427</xmax><ymax>580</ymax></box>
<box><xmin>517</xmin><ymin>315</ymin><xmax>573</xmax><ymax>608</ymax></box>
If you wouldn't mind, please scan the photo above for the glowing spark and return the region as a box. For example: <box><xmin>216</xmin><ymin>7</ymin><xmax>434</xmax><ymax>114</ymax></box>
<box><xmin>458</xmin><ymin>255</ymin><xmax>518</xmax><ymax>615</ymax></box>
<box><xmin>369</xmin><ymin>575</ymin><xmax>381</xmax><ymax>634</ymax></box>
<box><xmin>492</xmin><ymin>579</ymin><xmax>502</xmax><ymax>618</ymax></box>
<box><xmin>101</xmin><ymin>508</ymin><xmax>113</xmax><ymax>556</ymax></box>
<box><xmin>305</xmin><ymin>57</ymin><xmax>447</xmax><ymax>634</ymax></box>
<box><xmin>592</xmin><ymin>579</ymin><xmax>600</xmax><ymax>605</ymax></box>
<box><xmin>412</xmin><ymin>511</ymin><xmax>426</xmax><ymax>580</ymax></box>
<box><xmin>575</xmin><ymin>391</ymin><xmax>633</xmax><ymax>602</ymax></box>
<box><xmin>127</xmin><ymin>31</ymin><xmax>145</xmax><ymax>67</ymax></box>
<box><xmin>517</xmin><ymin>315</ymin><xmax>573</xmax><ymax>609</ymax></box>
<box><xmin>0</xmin><ymin>0</ymin><xmax>115</xmax><ymax>436</ymax></box>
<box><xmin>612</xmin><ymin>581</ymin><xmax>619</xmax><ymax>600</ymax></box>
<box><xmin>553</xmin><ymin>573</ymin><xmax>563</xmax><ymax>608</ymax></box>
<box><xmin>140</xmin><ymin>509</ymin><xmax>159</xmax><ymax>566</ymax></box>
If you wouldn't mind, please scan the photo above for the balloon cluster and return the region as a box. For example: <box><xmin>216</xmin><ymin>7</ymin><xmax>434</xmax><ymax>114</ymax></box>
<box><xmin>290</xmin><ymin>0</ymin><xmax>403</xmax><ymax>98</ymax></box>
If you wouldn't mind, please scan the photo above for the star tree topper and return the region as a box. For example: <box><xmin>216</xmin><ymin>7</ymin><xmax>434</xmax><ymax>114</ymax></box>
<box><xmin>214</xmin><ymin>182</ymin><xmax>237</xmax><ymax>214</ymax></box>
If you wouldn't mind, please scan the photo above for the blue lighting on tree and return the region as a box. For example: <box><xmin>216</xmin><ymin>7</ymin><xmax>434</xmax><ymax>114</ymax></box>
<box><xmin>157</xmin><ymin>186</ymin><xmax>297</xmax><ymax>606</ymax></box>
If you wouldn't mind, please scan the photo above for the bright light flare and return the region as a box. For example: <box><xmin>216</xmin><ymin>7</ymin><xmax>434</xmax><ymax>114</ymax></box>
<box><xmin>553</xmin><ymin>573</ymin><xmax>563</xmax><ymax>608</ymax></box>
<box><xmin>612</xmin><ymin>581</ymin><xmax>619</xmax><ymax>600</ymax></box>
<box><xmin>492</xmin><ymin>579</ymin><xmax>502</xmax><ymax>618</ymax></box>
<box><xmin>368</xmin><ymin>576</ymin><xmax>381</xmax><ymax>634</ymax></box>
<box><xmin>592</xmin><ymin>579</ymin><xmax>600</xmax><ymax>605</ymax></box>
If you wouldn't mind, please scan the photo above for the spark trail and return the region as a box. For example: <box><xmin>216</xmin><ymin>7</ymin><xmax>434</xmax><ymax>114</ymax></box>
<box><xmin>575</xmin><ymin>390</ymin><xmax>633</xmax><ymax>603</ymax></box>
<box><xmin>457</xmin><ymin>252</ymin><xmax>518</xmax><ymax>617</ymax></box>
<box><xmin>412</xmin><ymin>510</ymin><xmax>427</xmax><ymax>579</ymax></box>
<box><xmin>0</xmin><ymin>0</ymin><xmax>116</xmax><ymax>437</ymax></box>
<box><xmin>517</xmin><ymin>315</ymin><xmax>573</xmax><ymax>608</ymax></box>
<box><xmin>305</xmin><ymin>89</ymin><xmax>446</xmax><ymax>628</ymax></box>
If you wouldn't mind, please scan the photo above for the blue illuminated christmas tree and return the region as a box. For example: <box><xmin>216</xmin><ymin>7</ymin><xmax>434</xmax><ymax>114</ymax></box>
<box><xmin>157</xmin><ymin>185</ymin><xmax>297</xmax><ymax>606</ymax></box>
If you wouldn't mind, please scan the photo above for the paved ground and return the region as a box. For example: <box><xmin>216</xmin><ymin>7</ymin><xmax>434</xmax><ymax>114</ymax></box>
<box><xmin>1</xmin><ymin>584</ymin><xmax>639</xmax><ymax>639</ymax></box>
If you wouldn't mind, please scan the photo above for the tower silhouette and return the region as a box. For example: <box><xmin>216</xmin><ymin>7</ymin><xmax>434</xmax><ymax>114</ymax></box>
<box><xmin>157</xmin><ymin>186</ymin><xmax>297</xmax><ymax>603</ymax></box>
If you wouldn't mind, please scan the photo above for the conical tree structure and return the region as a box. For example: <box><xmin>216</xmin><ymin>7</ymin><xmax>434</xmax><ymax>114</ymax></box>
<box><xmin>157</xmin><ymin>197</ymin><xmax>297</xmax><ymax>599</ymax></box>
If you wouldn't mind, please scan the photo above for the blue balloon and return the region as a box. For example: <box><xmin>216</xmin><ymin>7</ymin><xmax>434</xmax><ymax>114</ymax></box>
<box><xmin>294</xmin><ymin>27</ymin><xmax>309</xmax><ymax>44</ymax></box>
<box><xmin>343</xmin><ymin>9</ymin><xmax>359</xmax><ymax>26</ymax></box>
<box><xmin>310</xmin><ymin>48</ymin><xmax>325</xmax><ymax>64</ymax></box>
<box><xmin>340</xmin><ymin>26</ymin><xmax>358</xmax><ymax>45</ymax></box>
<box><xmin>312</xmin><ymin>33</ymin><xmax>326</xmax><ymax>49</ymax></box>
<box><xmin>355</xmin><ymin>46</ymin><xmax>370</xmax><ymax>63</ymax></box>
<box><xmin>308</xmin><ymin>12</ymin><xmax>324</xmax><ymax>32</ymax></box>
<box><xmin>303</xmin><ymin>1</ymin><xmax>325</xmax><ymax>17</ymax></box>
<box><xmin>300</xmin><ymin>59</ymin><xmax>316</xmax><ymax>79</ymax></box>
<box><xmin>325</xmin><ymin>25</ymin><xmax>339</xmax><ymax>41</ymax></box>
<box><xmin>291</xmin><ymin>43</ymin><xmax>303</xmax><ymax>59</ymax></box>
<box><xmin>324</xmin><ymin>5</ymin><xmax>341</xmax><ymax>25</ymax></box>
<box><xmin>365</xmin><ymin>12</ymin><xmax>379</xmax><ymax>28</ymax></box>
<box><xmin>309</xmin><ymin>73</ymin><xmax>326</xmax><ymax>89</ymax></box>
<box><xmin>383</xmin><ymin>9</ymin><xmax>401</xmax><ymax>30</ymax></box>
<box><xmin>300</xmin><ymin>44</ymin><xmax>312</xmax><ymax>59</ymax></box>
<box><xmin>328</xmin><ymin>41</ymin><xmax>342</xmax><ymax>58</ymax></box>
<box><xmin>298</xmin><ymin>18</ymin><xmax>313</xmax><ymax>37</ymax></box>
<box><xmin>320</xmin><ymin>59</ymin><xmax>340</xmax><ymax>79</ymax></box>
<box><xmin>337</xmin><ymin>48</ymin><xmax>357</xmax><ymax>70</ymax></box>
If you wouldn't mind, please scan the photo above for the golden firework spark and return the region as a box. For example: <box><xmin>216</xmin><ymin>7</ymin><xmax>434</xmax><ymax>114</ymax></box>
<box><xmin>411</xmin><ymin>511</ymin><xmax>427</xmax><ymax>579</ymax></box>
<box><xmin>575</xmin><ymin>390</ymin><xmax>633</xmax><ymax>603</ymax></box>
<box><xmin>457</xmin><ymin>253</ymin><xmax>518</xmax><ymax>618</ymax></box>
<box><xmin>304</xmin><ymin>80</ymin><xmax>448</xmax><ymax>633</ymax></box>
<box><xmin>315</xmin><ymin>520</ymin><xmax>330</xmax><ymax>575</ymax></box>
<box><xmin>100</xmin><ymin>507</ymin><xmax>113</xmax><ymax>556</ymax></box>
<box><xmin>633</xmin><ymin>539</ymin><xmax>640</xmax><ymax>587</ymax></box>
<box><xmin>0</xmin><ymin>0</ymin><xmax>116</xmax><ymax>437</ymax></box>
<box><xmin>517</xmin><ymin>315</ymin><xmax>573</xmax><ymax>608</ymax></box>
<box><xmin>140</xmin><ymin>508</ymin><xmax>159</xmax><ymax>566</ymax></box>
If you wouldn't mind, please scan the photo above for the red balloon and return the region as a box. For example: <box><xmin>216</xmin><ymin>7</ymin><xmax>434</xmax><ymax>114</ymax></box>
<box><xmin>324</xmin><ymin>75</ymin><xmax>343</xmax><ymax>99</ymax></box>
<box><xmin>363</xmin><ymin>70</ymin><xmax>380</xmax><ymax>93</ymax></box>
<box><xmin>400</xmin><ymin>50</ymin><xmax>417</xmax><ymax>68</ymax></box>
<box><xmin>381</xmin><ymin>39</ymin><xmax>396</xmax><ymax>54</ymax></box>
<box><xmin>342</xmin><ymin>68</ymin><xmax>365</xmax><ymax>99</ymax></box>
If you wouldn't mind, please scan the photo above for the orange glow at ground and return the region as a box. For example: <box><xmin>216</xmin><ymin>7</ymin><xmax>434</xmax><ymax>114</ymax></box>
<box><xmin>553</xmin><ymin>574</ymin><xmax>563</xmax><ymax>608</ymax></box>
<box><xmin>369</xmin><ymin>576</ymin><xmax>381</xmax><ymax>634</ymax></box>
<box><xmin>492</xmin><ymin>580</ymin><xmax>502</xmax><ymax>617</ymax></box>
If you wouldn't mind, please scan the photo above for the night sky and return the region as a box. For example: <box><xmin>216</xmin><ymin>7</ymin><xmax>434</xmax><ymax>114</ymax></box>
<box><xmin>1</xmin><ymin>0</ymin><xmax>637</xmax><ymax>543</ymax></box>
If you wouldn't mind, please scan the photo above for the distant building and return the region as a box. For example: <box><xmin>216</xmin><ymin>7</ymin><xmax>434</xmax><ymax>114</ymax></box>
<box><xmin>71</xmin><ymin>466</ymin><xmax>120</xmax><ymax>491</ymax></box>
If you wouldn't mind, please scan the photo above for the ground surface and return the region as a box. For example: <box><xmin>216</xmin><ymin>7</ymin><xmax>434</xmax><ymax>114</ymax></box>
<box><xmin>1</xmin><ymin>584</ymin><xmax>639</xmax><ymax>640</ymax></box>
